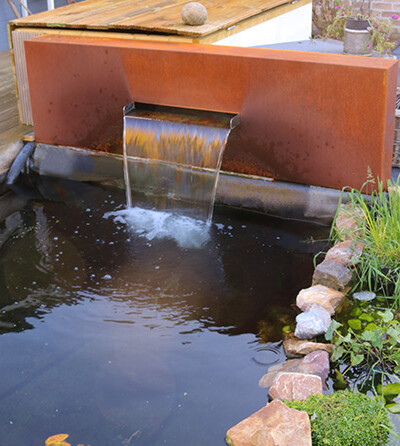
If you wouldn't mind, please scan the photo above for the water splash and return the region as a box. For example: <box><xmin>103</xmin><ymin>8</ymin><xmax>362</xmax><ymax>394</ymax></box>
<box><xmin>105</xmin><ymin>207</ymin><xmax>211</xmax><ymax>249</ymax></box>
<box><xmin>123</xmin><ymin>103</ymin><xmax>239</xmax><ymax>222</ymax></box>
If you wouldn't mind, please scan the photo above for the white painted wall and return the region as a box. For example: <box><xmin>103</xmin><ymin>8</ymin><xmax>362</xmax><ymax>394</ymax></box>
<box><xmin>214</xmin><ymin>2</ymin><xmax>312</xmax><ymax>47</ymax></box>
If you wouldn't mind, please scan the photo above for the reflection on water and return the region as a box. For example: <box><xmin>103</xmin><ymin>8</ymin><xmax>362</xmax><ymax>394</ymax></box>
<box><xmin>0</xmin><ymin>177</ymin><xmax>329</xmax><ymax>445</ymax></box>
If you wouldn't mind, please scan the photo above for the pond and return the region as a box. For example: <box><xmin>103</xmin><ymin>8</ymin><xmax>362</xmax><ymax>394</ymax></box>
<box><xmin>0</xmin><ymin>176</ymin><xmax>329</xmax><ymax>445</ymax></box>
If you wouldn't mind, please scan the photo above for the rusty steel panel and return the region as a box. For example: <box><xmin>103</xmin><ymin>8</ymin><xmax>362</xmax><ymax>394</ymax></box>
<box><xmin>24</xmin><ymin>35</ymin><xmax>398</xmax><ymax>190</ymax></box>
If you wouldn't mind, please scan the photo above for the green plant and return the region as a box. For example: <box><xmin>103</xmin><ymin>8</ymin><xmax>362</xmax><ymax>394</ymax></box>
<box><xmin>313</xmin><ymin>0</ymin><xmax>345</xmax><ymax>38</ymax></box>
<box><xmin>315</xmin><ymin>0</ymin><xmax>372</xmax><ymax>38</ymax></box>
<box><xmin>369</xmin><ymin>16</ymin><xmax>399</xmax><ymax>55</ymax></box>
<box><xmin>326</xmin><ymin>308</ymin><xmax>400</xmax><ymax>376</ymax></box>
<box><xmin>285</xmin><ymin>391</ymin><xmax>391</xmax><ymax>445</ymax></box>
<box><xmin>326</xmin><ymin>4</ymin><xmax>349</xmax><ymax>40</ymax></box>
<box><xmin>332</xmin><ymin>179</ymin><xmax>400</xmax><ymax>302</ymax></box>
<box><xmin>324</xmin><ymin>0</ymin><xmax>371</xmax><ymax>40</ymax></box>
<box><xmin>325</xmin><ymin>2</ymin><xmax>398</xmax><ymax>55</ymax></box>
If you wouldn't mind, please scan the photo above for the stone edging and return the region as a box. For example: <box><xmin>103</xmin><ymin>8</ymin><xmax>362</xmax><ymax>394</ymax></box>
<box><xmin>225</xmin><ymin>204</ymin><xmax>363</xmax><ymax>445</ymax></box>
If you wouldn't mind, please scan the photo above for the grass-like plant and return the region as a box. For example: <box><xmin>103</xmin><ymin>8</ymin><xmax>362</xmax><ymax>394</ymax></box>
<box><xmin>332</xmin><ymin>178</ymin><xmax>400</xmax><ymax>304</ymax></box>
<box><xmin>285</xmin><ymin>391</ymin><xmax>391</xmax><ymax>445</ymax></box>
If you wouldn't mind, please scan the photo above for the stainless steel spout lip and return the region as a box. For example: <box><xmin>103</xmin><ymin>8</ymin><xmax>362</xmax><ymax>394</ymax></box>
<box><xmin>123</xmin><ymin>102</ymin><xmax>239</xmax><ymax>131</ymax></box>
<box><xmin>229</xmin><ymin>115</ymin><xmax>240</xmax><ymax>130</ymax></box>
<box><xmin>123</xmin><ymin>103</ymin><xmax>135</xmax><ymax>116</ymax></box>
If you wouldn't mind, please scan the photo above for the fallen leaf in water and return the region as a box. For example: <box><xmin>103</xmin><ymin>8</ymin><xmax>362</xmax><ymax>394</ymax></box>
<box><xmin>45</xmin><ymin>433</ymin><xmax>71</xmax><ymax>446</ymax></box>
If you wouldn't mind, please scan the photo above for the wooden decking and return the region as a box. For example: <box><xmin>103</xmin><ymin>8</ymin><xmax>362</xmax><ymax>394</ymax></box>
<box><xmin>0</xmin><ymin>50</ymin><xmax>31</xmax><ymax>165</ymax></box>
<box><xmin>10</xmin><ymin>0</ymin><xmax>294</xmax><ymax>38</ymax></box>
<box><xmin>0</xmin><ymin>51</ymin><xmax>19</xmax><ymax>136</ymax></box>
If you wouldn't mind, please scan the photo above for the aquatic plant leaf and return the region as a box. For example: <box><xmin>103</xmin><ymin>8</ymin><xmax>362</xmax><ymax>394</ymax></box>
<box><xmin>387</xmin><ymin>326</ymin><xmax>400</xmax><ymax>342</ymax></box>
<box><xmin>378</xmin><ymin>310</ymin><xmax>394</xmax><ymax>323</ymax></box>
<box><xmin>334</xmin><ymin>369</ymin><xmax>348</xmax><ymax>390</ymax></box>
<box><xmin>45</xmin><ymin>434</ymin><xmax>70</xmax><ymax>446</ymax></box>
<box><xmin>350</xmin><ymin>307</ymin><xmax>362</xmax><ymax>317</ymax></box>
<box><xmin>387</xmin><ymin>403</ymin><xmax>400</xmax><ymax>413</ymax></box>
<box><xmin>361</xmin><ymin>330</ymin><xmax>379</xmax><ymax>342</ymax></box>
<box><xmin>348</xmin><ymin>319</ymin><xmax>362</xmax><ymax>330</ymax></box>
<box><xmin>325</xmin><ymin>320</ymin><xmax>342</xmax><ymax>341</ymax></box>
<box><xmin>336</xmin><ymin>333</ymin><xmax>351</xmax><ymax>346</ymax></box>
<box><xmin>380</xmin><ymin>382</ymin><xmax>400</xmax><ymax>396</ymax></box>
<box><xmin>359</xmin><ymin>313</ymin><xmax>374</xmax><ymax>322</ymax></box>
<box><xmin>364</xmin><ymin>323</ymin><xmax>379</xmax><ymax>332</ymax></box>
<box><xmin>331</xmin><ymin>345</ymin><xmax>345</xmax><ymax>362</ymax></box>
<box><xmin>350</xmin><ymin>353</ymin><xmax>364</xmax><ymax>366</ymax></box>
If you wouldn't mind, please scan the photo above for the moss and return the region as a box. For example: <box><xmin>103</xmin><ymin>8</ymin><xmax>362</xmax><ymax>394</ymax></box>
<box><xmin>285</xmin><ymin>391</ymin><xmax>391</xmax><ymax>446</ymax></box>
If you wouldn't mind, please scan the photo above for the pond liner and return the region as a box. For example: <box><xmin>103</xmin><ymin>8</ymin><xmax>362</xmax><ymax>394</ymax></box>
<box><xmin>5</xmin><ymin>142</ymin><xmax>36</xmax><ymax>186</ymax></box>
<box><xmin>30</xmin><ymin>143</ymin><xmax>349</xmax><ymax>225</ymax></box>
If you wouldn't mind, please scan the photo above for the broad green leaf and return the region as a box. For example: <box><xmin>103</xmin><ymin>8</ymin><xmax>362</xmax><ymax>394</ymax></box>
<box><xmin>350</xmin><ymin>353</ymin><xmax>364</xmax><ymax>366</ymax></box>
<box><xmin>364</xmin><ymin>323</ymin><xmax>379</xmax><ymax>331</ymax></box>
<box><xmin>341</xmin><ymin>333</ymin><xmax>352</xmax><ymax>344</ymax></box>
<box><xmin>387</xmin><ymin>403</ymin><xmax>400</xmax><ymax>414</ymax></box>
<box><xmin>371</xmin><ymin>336</ymin><xmax>384</xmax><ymax>349</ymax></box>
<box><xmin>331</xmin><ymin>345</ymin><xmax>345</xmax><ymax>362</ymax></box>
<box><xmin>348</xmin><ymin>319</ymin><xmax>362</xmax><ymax>330</ymax></box>
<box><xmin>378</xmin><ymin>310</ymin><xmax>394</xmax><ymax>323</ymax></box>
<box><xmin>380</xmin><ymin>382</ymin><xmax>400</xmax><ymax>396</ymax></box>
<box><xmin>361</xmin><ymin>330</ymin><xmax>378</xmax><ymax>342</ymax></box>
<box><xmin>350</xmin><ymin>307</ymin><xmax>362</xmax><ymax>317</ymax></box>
<box><xmin>359</xmin><ymin>313</ymin><xmax>375</xmax><ymax>322</ymax></box>
<box><xmin>325</xmin><ymin>320</ymin><xmax>342</xmax><ymax>341</ymax></box>
<box><xmin>334</xmin><ymin>368</ymin><xmax>348</xmax><ymax>389</ymax></box>
<box><xmin>387</xmin><ymin>326</ymin><xmax>400</xmax><ymax>342</ymax></box>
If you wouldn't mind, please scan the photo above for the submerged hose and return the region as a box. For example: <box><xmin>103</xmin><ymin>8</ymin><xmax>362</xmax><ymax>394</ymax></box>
<box><xmin>5</xmin><ymin>142</ymin><xmax>36</xmax><ymax>186</ymax></box>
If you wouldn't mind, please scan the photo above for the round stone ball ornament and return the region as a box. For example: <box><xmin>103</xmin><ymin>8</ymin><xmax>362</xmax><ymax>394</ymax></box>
<box><xmin>181</xmin><ymin>2</ymin><xmax>208</xmax><ymax>26</ymax></box>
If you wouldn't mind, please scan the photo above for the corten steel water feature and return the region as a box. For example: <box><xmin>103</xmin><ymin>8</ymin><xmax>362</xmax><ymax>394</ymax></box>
<box><xmin>24</xmin><ymin>35</ymin><xmax>398</xmax><ymax>190</ymax></box>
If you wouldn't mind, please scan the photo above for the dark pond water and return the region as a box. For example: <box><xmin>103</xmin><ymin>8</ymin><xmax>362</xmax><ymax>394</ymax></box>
<box><xmin>0</xmin><ymin>176</ymin><xmax>329</xmax><ymax>446</ymax></box>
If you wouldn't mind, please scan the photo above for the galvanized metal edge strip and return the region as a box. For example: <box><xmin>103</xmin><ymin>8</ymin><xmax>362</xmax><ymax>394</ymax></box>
<box><xmin>32</xmin><ymin>144</ymin><xmax>344</xmax><ymax>224</ymax></box>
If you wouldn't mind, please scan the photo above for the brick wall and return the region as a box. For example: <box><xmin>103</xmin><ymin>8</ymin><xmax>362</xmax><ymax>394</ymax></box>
<box><xmin>371</xmin><ymin>1</ymin><xmax>400</xmax><ymax>34</ymax></box>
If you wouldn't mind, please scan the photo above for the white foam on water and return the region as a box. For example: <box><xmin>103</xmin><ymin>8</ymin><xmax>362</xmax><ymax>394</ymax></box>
<box><xmin>104</xmin><ymin>207</ymin><xmax>210</xmax><ymax>249</ymax></box>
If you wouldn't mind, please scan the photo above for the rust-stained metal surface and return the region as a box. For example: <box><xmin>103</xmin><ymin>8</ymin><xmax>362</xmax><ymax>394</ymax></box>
<box><xmin>25</xmin><ymin>35</ymin><xmax>398</xmax><ymax>190</ymax></box>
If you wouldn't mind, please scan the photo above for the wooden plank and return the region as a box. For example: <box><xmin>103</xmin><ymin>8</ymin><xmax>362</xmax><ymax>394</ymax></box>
<box><xmin>11</xmin><ymin>0</ymin><xmax>118</xmax><ymax>26</ymax></box>
<box><xmin>114</xmin><ymin>0</ymin><xmax>291</xmax><ymax>37</ymax></box>
<box><xmin>10</xmin><ymin>0</ymin><xmax>293</xmax><ymax>37</ymax></box>
<box><xmin>71</xmin><ymin>0</ymin><xmax>189</xmax><ymax>27</ymax></box>
<box><xmin>0</xmin><ymin>50</ymin><xmax>32</xmax><ymax>151</ymax></box>
<box><xmin>121</xmin><ymin>4</ymin><xmax>261</xmax><ymax>37</ymax></box>
<box><xmin>0</xmin><ymin>51</ymin><xmax>19</xmax><ymax>134</ymax></box>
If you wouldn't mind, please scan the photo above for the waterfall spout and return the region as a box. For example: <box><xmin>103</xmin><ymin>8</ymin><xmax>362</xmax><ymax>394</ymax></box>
<box><xmin>123</xmin><ymin>103</ymin><xmax>239</xmax><ymax>222</ymax></box>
